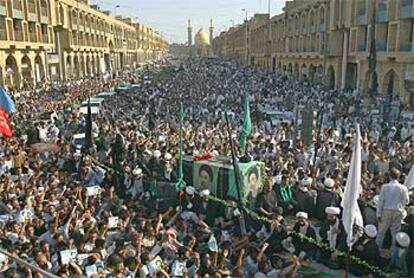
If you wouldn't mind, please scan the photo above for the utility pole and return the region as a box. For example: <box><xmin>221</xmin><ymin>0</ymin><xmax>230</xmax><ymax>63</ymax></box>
<box><xmin>368</xmin><ymin>0</ymin><xmax>378</xmax><ymax>101</ymax></box>
<box><xmin>242</xmin><ymin>9</ymin><xmax>248</xmax><ymax>65</ymax></box>
<box><xmin>267</xmin><ymin>0</ymin><xmax>272</xmax><ymax>71</ymax></box>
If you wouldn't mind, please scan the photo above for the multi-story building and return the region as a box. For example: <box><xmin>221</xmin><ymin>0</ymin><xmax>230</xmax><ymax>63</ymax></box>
<box><xmin>213</xmin><ymin>14</ymin><xmax>269</xmax><ymax>64</ymax></box>
<box><xmin>213</xmin><ymin>0</ymin><xmax>414</xmax><ymax>106</ymax></box>
<box><xmin>0</xmin><ymin>0</ymin><xmax>168</xmax><ymax>87</ymax></box>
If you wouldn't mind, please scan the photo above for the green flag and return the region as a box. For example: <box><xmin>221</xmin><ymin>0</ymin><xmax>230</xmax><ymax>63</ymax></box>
<box><xmin>150</xmin><ymin>179</ymin><xmax>157</xmax><ymax>196</ymax></box>
<box><xmin>240</xmin><ymin>94</ymin><xmax>252</xmax><ymax>151</ymax></box>
<box><xmin>175</xmin><ymin>102</ymin><xmax>186</xmax><ymax>192</ymax></box>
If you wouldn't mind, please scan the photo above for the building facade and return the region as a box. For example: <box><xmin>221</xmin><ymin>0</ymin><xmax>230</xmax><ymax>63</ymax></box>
<box><xmin>213</xmin><ymin>0</ymin><xmax>414</xmax><ymax>105</ymax></box>
<box><xmin>0</xmin><ymin>0</ymin><xmax>168</xmax><ymax>87</ymax></box>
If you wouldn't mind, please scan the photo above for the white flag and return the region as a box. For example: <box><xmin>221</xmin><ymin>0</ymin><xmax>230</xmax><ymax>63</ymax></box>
<box><xmin>404</xmin><ymin>164</ymin><xmax>414</xmax><ymax>190</ymax></box>
<box><xmin>341</xmin><ymin>124</ymin><xmax>364</xmax><ymax>249</ymax></box>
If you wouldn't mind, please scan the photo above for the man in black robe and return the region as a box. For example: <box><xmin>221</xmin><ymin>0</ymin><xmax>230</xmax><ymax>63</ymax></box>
<box><xmin>319</xmin><ymin>206</ymin><xmax>346</xmax><ymax>269</ymax></box>
<box><xmin>294</xmin><ymin>177</ymin><xmax>315</xmax><ymax>217</ymax></box>
<box><xmin>194</xmin><ymin>189</ymin><xmax>216</xmax><ymax>226</ymax></box>
<box><xmin>292</xmin><ymin>211</ymin><xmax>317</xmax><ymax>259</ymax></box>
<box><xmin>315</xmin><ymin>178</ymin><xmax>341</xmax><ymax>221</ymax></box>
<box><xmin>350</xmin><ymin>224</ymin><xmax>380</xmax><ymax>276</ymax></box>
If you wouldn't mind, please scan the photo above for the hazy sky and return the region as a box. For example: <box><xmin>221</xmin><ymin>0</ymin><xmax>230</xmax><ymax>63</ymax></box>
<box><xmin>93</xmin><ymin>0</ymin><xmax>286</xmax><ymax>43</ymax></box>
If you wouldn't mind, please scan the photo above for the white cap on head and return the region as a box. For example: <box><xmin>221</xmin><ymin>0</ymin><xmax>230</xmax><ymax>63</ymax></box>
<box><xmin>164</xmin><ymin>153</ymin><xmax>172</xmax><ymax>161</ymax></box>
<box><xmin>200</xmin><ymin>189</ymin><xmax>210</xmax><ymax>197</ymax></box>
<box><xmin>325</xmin><ymin>206</ymin><xmax>341</xmax><ymax>215</ymax></box>
<box><xmin>296</xmin><ymin>212</ymin><xmax>308</xmax><ymax>220</ymax></box>
<box><xmin>302</xmin><ymin>177</ymin><xmax>312</xmax><ymax>186</ymax></box>
<box><xmin>324</xmin><ymin>178</ymin><xmax>335</xmax><ymax>188</ymax></box>
<box><xmin>132</xmin><ymin>168</ymin><xmax>143</xmax><ymax>176</ymax></box>
<box><xmin>364</xmin><ymin>224</ymin><xmax>377</xmax><ymax>238</ymax></box>
<box><xmin>372</xmin><ymin>195</ymin><xmax>380</xmax><ymax>208</ymax></box>
<box><xmin>275</xmin><ymin>175</ymin><xmax>283</xmax><ymax>185</ymax></box>
<box><xmin>396</xmin><ymin>232</ymin><xmax>411</xmax><ymax>248</ymax></box>
<box><xmin>233</xmin><ymin>208</ymin><xmax>241</xmax><ymax>217</ymax></box>
<box><xmin>153</xmin><ymin>150</ymin><xmax>161</xmax><ymax>158</ymax></box>
<box><xmin>185</xmin><ymin>186</ymin><xmax>195</xmax><ymax>196</ymax></box>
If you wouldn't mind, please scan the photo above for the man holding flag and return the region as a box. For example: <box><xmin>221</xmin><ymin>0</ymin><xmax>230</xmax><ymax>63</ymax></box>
<box><xmin>341</xmin><ymin>124</ymin><xmax>364</xmax><ymax>249</ymax></box>
<box><xmin>0</xmin><ymin>87</ymin><xmax>16</xmax><ymax>139</ymax></box>
<box><xmin>340</xmin><ymin>124</ymin><xmax>364</xmax><ymax>275</ymax></box>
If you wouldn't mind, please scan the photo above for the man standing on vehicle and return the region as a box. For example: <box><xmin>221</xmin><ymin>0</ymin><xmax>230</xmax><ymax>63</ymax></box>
<box><xmin>376</xmin><ymin>168</ymin><xmax>409</xmax><ymax>256</ymax></box>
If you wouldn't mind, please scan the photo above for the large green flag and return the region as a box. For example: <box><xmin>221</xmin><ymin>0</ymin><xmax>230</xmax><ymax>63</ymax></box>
<box><xmin>175</xmin><ymin>102</ymin><xmax>186</xmax><ymax>192</ymax></box>
<box><xmin>240</xmin><ymin>94</ymin><xmax>252</xmax><ymax>151</ymax></box>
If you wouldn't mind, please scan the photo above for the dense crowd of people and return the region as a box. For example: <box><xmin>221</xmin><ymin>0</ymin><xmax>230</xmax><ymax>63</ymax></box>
<box><xmin>0</xmin><ymin>58</ymin><xmax>412</xmax><ymax>278</ymax></box>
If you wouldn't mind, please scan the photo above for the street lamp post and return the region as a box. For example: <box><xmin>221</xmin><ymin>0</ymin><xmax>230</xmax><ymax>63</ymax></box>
<box><xmin>114</xmin><ymin>5</ymin><xmax>120</xmax><ymax>74</ymax></box>
<box><xmin>242</xmin><ymin>9</ymin><xmax>248</xmax><ymax>65</ymax></box>
<box><xmin>267</xmin><ymin>0</ymin><xmax>272</xmax><ymax>71</ymax></box>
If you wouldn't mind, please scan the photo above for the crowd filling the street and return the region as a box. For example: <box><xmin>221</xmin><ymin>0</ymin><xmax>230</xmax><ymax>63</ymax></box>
<box><xmin>0</xmin><ymin>57</ymin><xmax>412</xmax><ymax>278</ymax></box>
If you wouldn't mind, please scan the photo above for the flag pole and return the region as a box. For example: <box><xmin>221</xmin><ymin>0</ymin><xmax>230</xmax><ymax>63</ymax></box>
<box><xmin>345</xmin><ymin>249</ymin><xmax>350</xmax><ymax>278</ymax></box>
<box><xmin>240</xmin><ymin>93</ymin><xmax>252</xmax><ymax>161</ymax></box>
<box><xmin>225</xmin><ymin>112</ymin><xmax>247</xmax><ymax>235</ymax></box>
<box><xmin>312</xmin><ymin>109</ymin><xmax>323</xmax><ymax>172</ymax></box>
<box><xmin>175</xmin><ymin>101</ymin><xmax>186</xmax><ymax>192</ymax></box>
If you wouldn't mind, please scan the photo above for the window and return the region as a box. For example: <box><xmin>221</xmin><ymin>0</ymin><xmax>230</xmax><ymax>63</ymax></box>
<box><xmin>401</xmin><ymin>0</ymin><xmax>413</xmax><ymax>7</ymax></box>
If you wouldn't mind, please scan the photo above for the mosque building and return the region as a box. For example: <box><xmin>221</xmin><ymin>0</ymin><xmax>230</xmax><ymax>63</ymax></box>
<box><xmin>170</xmin><ymin>19</ymin><xmax>214</xmax><ymax>57</ymax></box>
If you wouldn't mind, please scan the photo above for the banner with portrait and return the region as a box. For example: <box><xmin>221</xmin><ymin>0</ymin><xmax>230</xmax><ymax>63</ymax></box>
<box><xmin>227</xmin><ymin>161</ymin><xmax>265</xmax><ymax>202</ymax></box>
<box><xmin>185</xmin><ymin>156</ymin><xmax>264</xmax><ymax>202</ymax></box>
<box><xmin>192</xmin><ymin>160</ymin><xmax>221</xmax><ymax>195</ymax></box>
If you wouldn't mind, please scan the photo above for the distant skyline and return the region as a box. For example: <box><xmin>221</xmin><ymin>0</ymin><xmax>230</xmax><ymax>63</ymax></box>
<box><xmin>93</xmin><ymin>0</ymin><xmax>286</xmax><ymax>43</ymax></box>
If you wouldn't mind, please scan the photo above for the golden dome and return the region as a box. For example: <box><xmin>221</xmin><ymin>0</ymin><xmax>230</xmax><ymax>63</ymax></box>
<box><xmin>194</xmin><ymin>28</ymin><xmax>209</xmax><ymax>46</ymax></box>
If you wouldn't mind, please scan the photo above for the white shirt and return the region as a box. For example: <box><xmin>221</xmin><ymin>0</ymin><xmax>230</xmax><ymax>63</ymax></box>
<box><xmin>377</xmin><ymin>180</ymin><xmax>409</xmax><ymax>216</ymax></box>
<box><xmin>254</xmin><ymin>269</ymin><xmax>278</xmax><ymax>278</ymax></box>
<box><xmin>38</xmin><ymin>127</ymin><xmax>48</xmax><ymax>142</ymax></box>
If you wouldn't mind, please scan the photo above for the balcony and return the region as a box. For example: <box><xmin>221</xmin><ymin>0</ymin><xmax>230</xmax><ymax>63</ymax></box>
<box><xmin>41</xmin><ymin>16</ymin><xmax>48</xmax><ymax>24</ymax></box>
<box><xmin>400</xmin><ymin>5</ymin><xmax>414</xmax><ymax>19</ymax></box>
<box><xmin>14</xmin><ymin>30</ymin><xmax>23</xmax><ymax>41</ymax></box>
<box><xmin>400</xmin><ymin>42</ymin><xmax>413</xmax><ymax>51</ymax></box>
<box><xmin>29</xmin><ymin>32</ymin><xmax>36</xmax><ymax>42</ymax></box>
<box><xmin>358</xmin><ymin>43</ymin><xmax>367</xmax><ymax>51</ymax></box>
<box><xmin>0</xmin><ymin>5</ymin><xmax>6</xmax><ymax>16</ymax></box>
<box><xmin>28</xmin><ymin>13</ymin><xmax>37</xmax><ymax>22</ymax></box>
<box><xmin>13</xmin><ymin>9</ymin><xmax>24</xmax><ymax>19</ymax></box>
<box><xmin>376</xmin><ymin>42</ymin><xmax>386</xmax><ymax>51</ymax></box>
<box><xmin>377</xmin><ymin>10</ymin><xmax>388</xmax><ymax>22</ymax></box>
<box><xmin>357</xmin><ymin>8</ymin><xmax>367</xmax><ymax>25</ymax></box>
